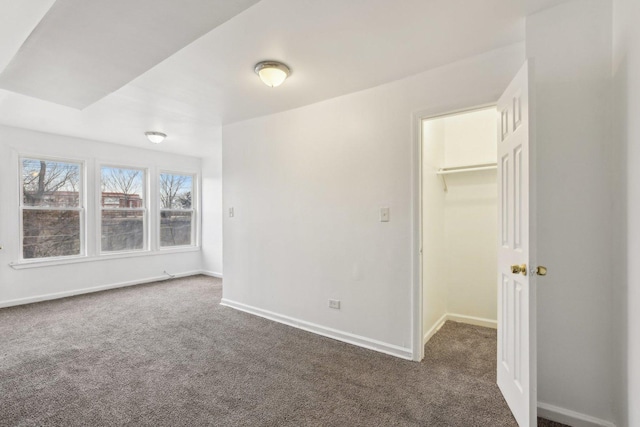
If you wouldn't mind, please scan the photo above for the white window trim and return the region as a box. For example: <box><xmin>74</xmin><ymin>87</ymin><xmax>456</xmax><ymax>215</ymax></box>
<box><xmin>97</xmin><ymin>163</ymin><xmax>149</xmax><ymax>255</ymax></box>
<box><xmin>18</xmin><ymin>155</ymin><xmax>86</xmax><ymax>262</ymax></box>
<box><xmin>9</xmin><ymin>245</ymin><xmax>200</xmax><ymax>270</ymax></box>
<box><xmin>158</xmin><ymin>170</ymin><xmax>198</xmax><ymax>249</ymax></box>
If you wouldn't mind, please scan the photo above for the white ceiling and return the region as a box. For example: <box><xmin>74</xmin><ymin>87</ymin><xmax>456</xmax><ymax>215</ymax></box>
<box><xmin>0</xmin><ymin>0</ymin><xmax>259</xmax><ymax>108</ymax></box>
<box><xmin>0</xmin><ymin>0</ymin><xmax>568</xmax><ymax>156</ymax></box>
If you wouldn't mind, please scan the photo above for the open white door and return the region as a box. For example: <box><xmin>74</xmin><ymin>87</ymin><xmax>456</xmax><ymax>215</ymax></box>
<box><xmin>497</xmin><ymin>60</ymin><xmax>538</xmax><ymax>427</ymax></box>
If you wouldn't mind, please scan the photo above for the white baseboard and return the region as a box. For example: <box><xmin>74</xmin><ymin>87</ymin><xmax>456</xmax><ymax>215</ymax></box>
<box><xmin>538</xmin><ymin>402</ymin><xmax>616</xmax><ymax>427</ymax></box>
<box><xmin>220</xmin><ymin>298</ymin><xmax>413</xmax><ymax>360</ymax></box>
<box><xmin>0</xmin><ymin>270</ymin><xmax>204</xmax><ymax>309</ymax></box>
<box><xmin>423</xmin><ymin>313</ymin><xmax>497</xmax><ymax>345</ymax></box>
<box><xmin>423</xmin><ymin>314</ymin><xmax>448</xmax><ymax>345</ymax></box>
<box><xmin>199</xmin><ymin>270</ymin><xmax>223</xmax><ymax>278</ymax></box>
<box><xmin>447</xmin><ymin>313</ymin><xmax>497</xmax><ymax>329</ymax></box>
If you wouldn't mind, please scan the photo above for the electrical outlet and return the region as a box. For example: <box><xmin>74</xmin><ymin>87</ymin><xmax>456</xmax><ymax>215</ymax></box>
<box><xmin>229</xmin><ymin>207</ymin><xmax>234</xmax><ymax>217</ymax></box>
<box><xmin>328</xmin><ymin>299</ymin><xmax>341</xmax><ymax>309</ymax></box>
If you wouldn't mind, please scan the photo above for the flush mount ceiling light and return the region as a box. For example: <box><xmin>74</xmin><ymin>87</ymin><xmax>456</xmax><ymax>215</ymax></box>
<box><xmin>254</xmin><ymin>61</ymin><xmax>290</xmax><ymax>87</ymax></box>
<box><xmin>145</xmin><ymin>131</ymin><xmax>166</xmax><ymax>144</ymax></box>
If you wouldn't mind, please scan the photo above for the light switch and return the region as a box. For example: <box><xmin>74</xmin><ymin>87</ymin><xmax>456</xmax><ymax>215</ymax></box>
<box><xmin>229</xmin><ymin>207</ymin><xmax>234</xmax><ymax>217</ymax></box>
<box><xmin>380</xmin><ymin>207</ymin><xmax>390</xmax><ymax>222</ymax></box>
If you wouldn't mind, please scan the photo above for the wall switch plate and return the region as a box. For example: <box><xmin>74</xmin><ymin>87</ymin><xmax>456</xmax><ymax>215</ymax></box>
<box><xmin>380</xmin><ymin>207</ymin><xmax>390</xmax><ymax>222</ymax></box>
<box><xmin>328</xmin><ymin>299</ymin><xmax>341</xmax><ymax>309</ymax></box>
<box><xmin>229</xmin><ymin>207</ymin><xmax>234</xmax><ymax>217</ymax></box>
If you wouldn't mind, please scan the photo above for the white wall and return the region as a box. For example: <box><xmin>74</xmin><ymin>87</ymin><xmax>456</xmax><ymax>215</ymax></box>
<box><xmin>443</xmin><ymin>171</ymin><xmax>497</xmax><ymax>320</ymax></box>
<box><xmin>221</xmin><ymin>43</ymin><xmax>524</xmax><ymax>358</ymax></box>
<box><xmin>527</xmin><ymin>1</ymin><xmax>615</xmax><ymax>424</ymax></box>
<box><xmin>613</xmin><ymin>0</ymin><xmax>640</xmax><ymax>425</ymax></box>
<box><xmin>201</xmin><ymin>132</ymin><xmax>223</xmax><ymax>277</ymax></box>
<box><xmin>442</xmin><ymin>108</ymin><xmax>497</xmax><ymax>167</ymax></box>
<box><xmin>442</xmin><ymin>109</ymin><xmax>497</xmax><ymax>322</ymax></box>
<box><xmin>421</xmin><ymin>119</ymin><xmax>446</xmax><ymax>338</ymax></box>
<box><xmin>0</xmin><ymin>125</ymin><xmax>203</xmax><ymax>306</ymax></box>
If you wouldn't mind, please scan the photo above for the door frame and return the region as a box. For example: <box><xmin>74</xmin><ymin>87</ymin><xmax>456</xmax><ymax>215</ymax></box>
<box><xmin>410</xmin><ymin>101</ymin><xmax>498</xmax><ymax>362</ymax></box>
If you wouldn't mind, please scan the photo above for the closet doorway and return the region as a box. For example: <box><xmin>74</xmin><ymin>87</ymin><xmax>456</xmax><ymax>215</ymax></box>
<box><xmin>421</xmin><ymin>106</ymin><xmax>498</xmax><ymax>345</ymax></box>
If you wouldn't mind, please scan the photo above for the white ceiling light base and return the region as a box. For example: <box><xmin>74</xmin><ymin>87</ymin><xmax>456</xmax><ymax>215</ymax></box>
<box><xmin>145</xmin><ymin>131</ymin><xmax>166</xmax><ymax>144</ymax></box>
<box><xmin>254</xmin><ymin>61</ymin><xmax>290</xmax><ymax>87</ymax></box>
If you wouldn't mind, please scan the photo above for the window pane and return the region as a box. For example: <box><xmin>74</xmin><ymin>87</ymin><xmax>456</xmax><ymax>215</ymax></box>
<box><xmin>101</xmin><ymin>166</ymin><xmax>144</xmax><ymax>208</ymax></box>
<box><xmin>160</xmin><ymin>211</ymin><xmax>192</xmax><ymax>247</ymax></box>
<box><xmin>23</xmin><ymin>210</ymin><xmax>80</xmax><ymax>259</ymax></box>
<box><xmin>101</xmin><ymin>210</ymin><xmax>144</xmax><ymax>252</ymax></box>
<box><xmin>160</xmin><ymin>173</ymin><xmax>192</xmax><ymax>209</ymax></box>
<box><xmin>23</xmin><ymin>159</ymin><xmax>80</xmax><ymax>207</ymax></box>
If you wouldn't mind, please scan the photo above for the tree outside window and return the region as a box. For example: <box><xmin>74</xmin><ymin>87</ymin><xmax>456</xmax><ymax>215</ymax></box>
<box><xmin>160</xmin><ymin>173</ymin><xmax>194</xmax><ymax>247</ymax></box>
<box><xmin>21</xmin><ymin>158</ymin><xmax>82</xmax><ymax>259</ymax></box>
<box><xmin>100</xmin><ymin>166</ymin><xmax>146</xmax><ymax>252</ymax></box>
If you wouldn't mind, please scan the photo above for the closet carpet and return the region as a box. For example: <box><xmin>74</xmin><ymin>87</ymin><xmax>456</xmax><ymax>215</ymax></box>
<box><xmin>0</xmin><ymin>275</ymin><xmax>566</xmax><ymax>426</ymax></box>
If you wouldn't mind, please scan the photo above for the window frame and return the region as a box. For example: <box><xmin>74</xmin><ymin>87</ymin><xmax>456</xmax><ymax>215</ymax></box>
<box><xmin>158</xmin><ymin>170</ymin><xmax>198</xmax><ymax>249</ymax></box>
<box><xmin>98</xmin><ymin>163</ymin><xmax>149</xmax><ymax>255</ymax></box>
<box><xmin>18</xmin><ymin>155</ymin><xmax>86</xmax><ymax>262</ymax></box>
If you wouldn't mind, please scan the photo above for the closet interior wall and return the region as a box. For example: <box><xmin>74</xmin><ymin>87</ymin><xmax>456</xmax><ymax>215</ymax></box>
<box><xmin>422</xmin><ymin>108</ymin><xmax>498</xmax><ymax>343</ymax></box>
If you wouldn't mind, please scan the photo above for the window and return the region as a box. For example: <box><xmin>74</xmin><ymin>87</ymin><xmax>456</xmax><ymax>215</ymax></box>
<box><xmin>15</xmin><ymin>157</ymin><xmax>199</xmax><ymax>267</ymax></box>
<box><xmin>100</xmin><ymin>166</ymin><xmax>146</xmax><ymax>252</ymax></box>
<box><xmin>21</xmin><ymin>158</ymin><xmax>83</xmax><ymax>260</ymax></box>
<box><xmin>159</xmin><ymin>172</ymin><xmax>195</xmax><ymax>247</ymax></box>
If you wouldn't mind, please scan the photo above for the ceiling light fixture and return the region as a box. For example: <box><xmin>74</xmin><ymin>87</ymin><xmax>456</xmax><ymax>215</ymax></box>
<box><xmin>145</xmin><ymin>131</ymin><xmax>166</xmax><ymax>144</ymax></box>
<box><xmin>254</xmin><ymin>61</ymin><xmax>291</xmax><ymax>87</ymax></box>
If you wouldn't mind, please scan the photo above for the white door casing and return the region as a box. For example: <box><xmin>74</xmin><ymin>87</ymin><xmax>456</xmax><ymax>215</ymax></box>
<box><xmin>496</xmin><ymin>60</ymin><xmax>537</xmax><ymax>427</ymax></box>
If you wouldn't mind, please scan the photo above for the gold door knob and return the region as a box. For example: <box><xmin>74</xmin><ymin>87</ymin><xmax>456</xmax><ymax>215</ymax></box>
<box><xmin>511</xmin><ymin>264</ymin><xmax>527</xmax><ymax>275</ymax></box>
<box><xmin>535</xmin><ymin>266</ymin><xmax>547</xmax><ymax>276</ymax></box>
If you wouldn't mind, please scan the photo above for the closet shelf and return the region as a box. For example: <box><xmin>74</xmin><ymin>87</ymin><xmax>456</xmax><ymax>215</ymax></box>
<box><xmin>435</xmin><ymin>162</ymin><xmax>497</xmax><ymax>192</ymax></box>
<box><xmin>436</xmin><ymin>163</ymin><xmax>497</xmax><ymax>175</ymax></box>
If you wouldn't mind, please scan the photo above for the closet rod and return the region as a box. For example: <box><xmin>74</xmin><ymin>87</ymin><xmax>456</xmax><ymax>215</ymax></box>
<box><xmin>436</xmin><ymin>163</ymin><xmax>497</xmax><ymax>175</ymax></box>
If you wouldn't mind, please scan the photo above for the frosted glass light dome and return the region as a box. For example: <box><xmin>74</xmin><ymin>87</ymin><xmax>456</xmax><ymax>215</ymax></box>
<box><xmin>254</xmin><ymin>61</ymin><xmax>290</xmax><ymax>87</ymax></box>
<box><xmin>145</xmin><ymin>131</ymin><xmax>166</xmax><ymax>144</ymax></box>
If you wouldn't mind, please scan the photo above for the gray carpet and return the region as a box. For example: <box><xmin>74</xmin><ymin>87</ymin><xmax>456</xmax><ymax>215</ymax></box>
<box><xmin>0</xmin><ymin>275</ymin><xmax>565</xmax><ymax>426</ymax></box>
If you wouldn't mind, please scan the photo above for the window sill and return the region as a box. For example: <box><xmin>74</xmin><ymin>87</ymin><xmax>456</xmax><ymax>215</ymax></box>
<box><xmin>9</xmin><ymin>246</ymin><xmax>200</xmax><ymax>270</ymax></box>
